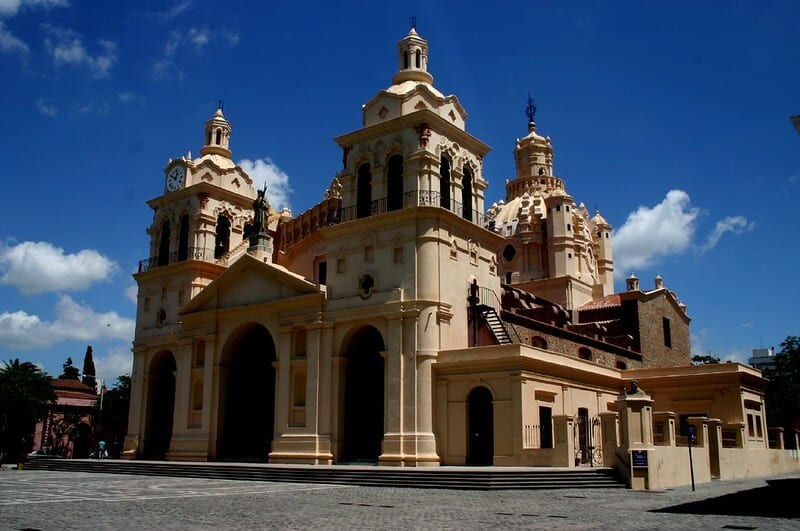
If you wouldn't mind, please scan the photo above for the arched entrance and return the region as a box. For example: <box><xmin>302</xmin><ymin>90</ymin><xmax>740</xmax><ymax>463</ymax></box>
<box><xmin>467</xmin><ymin>386</ymin><xmax>494</xmax><ymax>465</ymax></box>
<box><xmin>143</xmin><ymin>351</ymin><xmax>176</xmax><ymax>459</ymax></box>
<box><xmin>341</xmin><ymin>326</ymin><xmax>385</xmax><ymax>463</ymax></box>
<box><xmin>218</xmin><ymin>324</ymin><xmax>276</xmax><ymax>461</ymax></box>
<box><xmin>72</xmin><ymin>422</ymin><xmax>92</xmax><ymax>458</ymax></box>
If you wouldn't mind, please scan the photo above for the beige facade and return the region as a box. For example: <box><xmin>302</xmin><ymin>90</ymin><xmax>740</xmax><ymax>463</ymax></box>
<box><xmin>125</xmin><ymin>27</ymin><xmax>799</xmax><ymax>488</ymax></box>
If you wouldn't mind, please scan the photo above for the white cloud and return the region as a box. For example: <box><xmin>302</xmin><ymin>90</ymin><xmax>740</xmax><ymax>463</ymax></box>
<box><xmin>187</xmin><ymin>27</ymin><xmax>209</xmax><ymax>49</ymax></box>
<box><xmin>94</xmin><ymin>346</ymin><xmax>132</xmax><ymax>382</ymax></box>
<box><xmin>73</xmin><ymin>99</ymin><xmax>110</xmax><ymax>115</ymax></box>
<box><xmin>118</xmin><ymin>92</ymin><xmax>145</xmax><ymax>105</ymax></box>
<box><xmin>612</xmin><ymin>190</ymin><xmax>699</xmax><ymax>277</ymax></box>
<box><xmin>36</xmin><ymin>97</ymin><xmax>57</xmax><ymax>116</ymax></box>
<box><xmin>238</xmin><ymin>158</ymin><xmax>293</xmax><ymax>211</ymax></box>
<box><xmin>152</xmin><ymin>26</ymin><xmax>238</xmax><ymax>81</ymax></box>
<box><xmin>700</xmin><ymin>215</ymin><xmax>754</xmax><ymax>252</ymax></box>
<box><xmin>0</xmin><ymin>295</ymin><xmax>134</xmax><ymax>350</ymax></box>
<box><xmin>124</xmin><ymin>285</ymin><xmax>137</xmax><ymax>304</ymax></box>
<box><xmin>223</xmin><ymin>31</ymin><xmax>239</xmax><ymax>46</ymax></box>
<box><xmin>154</xmin><ymin>0</ymin><xmax>192</xmax><ymax>22</ymax></box>
<box><xmin>0</xmin><ymin>241</ymin><xmax>118</xmax><ymax>294</ymax></box>
<box><xmin>0</xmin><ymin>20</ymin><xmax>28</xmax><ymax>54</ymax></box>
<box><xmin>153</xmin><ymin>34</ymin><xmax>182</xmax><ymax>81</ymax></box>
<box><xmin>42</xmin><ymin>24</ymin><xmax>117</xmax><ymax>78</ymax></box>
<box><xmin>0</xmin><ymin>0</ymin><xmax>69</xmax><ymax>17</ymax></box>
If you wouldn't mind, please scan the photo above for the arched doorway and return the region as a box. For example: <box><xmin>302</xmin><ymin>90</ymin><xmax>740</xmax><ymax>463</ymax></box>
<box><xmin>218</xmin><ymin>324</ymin><xmax>276</xmax><ymax>461</ymax></box>
<box><xmin>467</xmin><ymin>386</ymin><xmax>494</xmax><ymax>465</ymax></box>
<box><xmin>73</xmin><ymin>422</ymin><xmax>92</xmax><ymax>458</ymax></box>
<box><xmin>143</xmin><ymin>351</ymin><xmax>177</xmax><ymax>459</ymax></box>
<box><xmin>341</xmin><ymin>326</ymin><xmax>385</xmax><ymax>463</ymax></box>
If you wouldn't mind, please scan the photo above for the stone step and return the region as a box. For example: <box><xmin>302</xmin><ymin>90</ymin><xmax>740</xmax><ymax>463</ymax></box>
<box><xmin>23</xmin><ymin>460</ymin><xmax>625</xmax><ymax>490</ymax></box>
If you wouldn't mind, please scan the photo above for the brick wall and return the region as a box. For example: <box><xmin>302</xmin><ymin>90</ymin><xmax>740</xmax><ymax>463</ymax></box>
<box><xmin>508</xmin><ymin>313</ymin><xmax>643</xmax><ymax>370</ymax></box>
<box><xmin>634</xmin><ymin>293</ymin><xmax>691</xmax><ymax>367</ymax></box>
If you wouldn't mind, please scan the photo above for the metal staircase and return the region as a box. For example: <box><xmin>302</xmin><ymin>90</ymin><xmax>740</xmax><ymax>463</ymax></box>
<box><xmin>477</xmin><ymin>305</ymin><xmax>513</xmax><ymax>344</ymax></box>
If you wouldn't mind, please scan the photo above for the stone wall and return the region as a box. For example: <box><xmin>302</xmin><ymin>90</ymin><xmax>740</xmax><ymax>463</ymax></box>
<box><xmin>634</xmin><ymin>293</ymin><xmax>691</xmax><ymax>367</ymax></box>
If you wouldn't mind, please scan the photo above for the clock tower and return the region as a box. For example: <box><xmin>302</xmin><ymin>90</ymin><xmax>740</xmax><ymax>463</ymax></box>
<box><xmin>127</xmin><ymin>106</ymin><xmax>258</xmax><ymax>459</ymax></box>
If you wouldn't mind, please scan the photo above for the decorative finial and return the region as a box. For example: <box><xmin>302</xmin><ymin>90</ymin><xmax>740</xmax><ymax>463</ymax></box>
<box><xmin>525</xmin><ymin>93</ymin><xmax>536</xmax><ymax>125</ymax></box>
<box><xmin>411</xmin><ymin>15</ymin><xmax>417</xmax><ymax>30</ymax></box>
<box><xmin>217</xmin><ymin>99</ymin><xmax>224</xmax><ymax>112</ymax></box>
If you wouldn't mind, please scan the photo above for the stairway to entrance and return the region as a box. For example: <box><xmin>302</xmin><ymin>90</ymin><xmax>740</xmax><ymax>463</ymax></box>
<box><xmin>22</xmin><ymin>459</ymin><xmax>625</xmax><ymax>490</ymax></box>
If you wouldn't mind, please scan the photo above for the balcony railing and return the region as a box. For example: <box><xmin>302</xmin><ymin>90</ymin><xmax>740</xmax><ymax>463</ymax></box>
<box><xmin>138</xmin><ymin>247</ymin><xmax>220</xmax><ymax>273</ymax></box>
<box><xmin>335</xmin><ymin>190</ymin><xmax>488</xmax><ymax>227</ymax></box>
<box><xmin>142</xmin><ymin>190</ymin><xmax>493</xmax><ymax>271</ymax></box>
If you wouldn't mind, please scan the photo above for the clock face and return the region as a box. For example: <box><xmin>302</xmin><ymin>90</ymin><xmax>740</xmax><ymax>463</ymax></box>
<box><xmin>166</xmin><ymin>165</ymin><xmax>185</xmax><ymax>192</ymax></box>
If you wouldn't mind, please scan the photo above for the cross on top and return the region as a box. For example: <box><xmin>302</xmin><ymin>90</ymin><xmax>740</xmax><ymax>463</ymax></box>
<box><xmin>525</xmin><ymin>94</ymin><xmax>536</xmax><ymax>123</ymax></box>
<box><xmin>411</xmin><ymin>16</ymin><xmax>417</xmax><ymax>30</ymax></box>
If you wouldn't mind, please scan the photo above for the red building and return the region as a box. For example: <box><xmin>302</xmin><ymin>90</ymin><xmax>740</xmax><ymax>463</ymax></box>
<box><xmin>32</xmin><ymin>379</ymin><xmax>97</xmax><ymax>458</ymax></box>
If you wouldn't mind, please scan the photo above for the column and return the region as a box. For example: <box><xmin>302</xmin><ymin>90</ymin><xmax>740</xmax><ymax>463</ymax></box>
<box><xmin>615</xmin><ymin>384</ymin><xmax>655</xmax><ymax>490</ymax></box>
<box><xmin>552</xmin><ymin>415</ymin><xmax>575</xmax><ymax>467</ymax></box>
<box><xmin>122</xmin><ymin>347</ymin><xmax>147</xmax><ymax>459</ymax></box>
<box><xmin>271</xmin><ymin>328</ymin><xmax>292</xmax><ymax>455</ymax></box>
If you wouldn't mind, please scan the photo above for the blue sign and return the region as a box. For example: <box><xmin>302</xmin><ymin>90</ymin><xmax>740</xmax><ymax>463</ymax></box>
<box><xmin>632</xmin><ymin>450</ymin><xmax>648</xmax><ymax>467</ymax></box>
<box><xmin>687</xmin><ymin>425</ymin><xmax>697</xmax><ymax>444</ymax></box>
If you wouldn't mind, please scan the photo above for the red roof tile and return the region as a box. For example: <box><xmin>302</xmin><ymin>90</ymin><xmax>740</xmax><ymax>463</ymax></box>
<box><xmin>578</xmin><ymin>294</ymin><xmax>622</xmax><ymax>311</ymax></box>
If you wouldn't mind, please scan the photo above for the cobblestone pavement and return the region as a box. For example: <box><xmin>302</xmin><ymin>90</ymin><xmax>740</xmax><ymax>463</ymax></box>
<box><xmin>0</xmin><ymin>470</ymin><xmax>797</xmax><ymax>530</ymax></box>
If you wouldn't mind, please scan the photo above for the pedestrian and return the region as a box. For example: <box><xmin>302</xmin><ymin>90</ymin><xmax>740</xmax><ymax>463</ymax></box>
<box><xmin>98</xmin><ymin>440</ymin><xmax>107</xmax><ymax>460</ymax></box>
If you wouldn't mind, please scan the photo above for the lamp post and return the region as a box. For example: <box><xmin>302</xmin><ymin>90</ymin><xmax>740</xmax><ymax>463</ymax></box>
<box><xmin>687</xmin><ymin>424</ymin><xmax>696</xmax><ymax>492</ymax></box>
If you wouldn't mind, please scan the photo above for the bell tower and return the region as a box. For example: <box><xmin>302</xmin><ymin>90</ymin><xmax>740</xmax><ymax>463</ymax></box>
<box><xmin>135</xmin><ymin>106</ymin><xmax>256</xmax><ymax>335</ymax></box>
<box><xmin>127</xmin><ymin>106</ymin><xmax>258</xmax><ymax>459</ymax></box>
<box><xmin>320</xmin><ymin>25</ymin><xmax>505</xmax><ymax>467</ymax></box>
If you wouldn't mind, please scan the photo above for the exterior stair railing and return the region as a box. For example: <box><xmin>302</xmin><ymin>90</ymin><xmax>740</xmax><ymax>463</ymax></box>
<box><xmin>468</xmin><ymin>282</ymin><xmax>520</xmax><ymax>344</ymax></box>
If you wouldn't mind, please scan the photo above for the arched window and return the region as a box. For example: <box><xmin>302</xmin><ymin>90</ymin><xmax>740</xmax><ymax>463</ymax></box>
<box><xmin>178</xmin><ymin>214</ymin><xmax>189</xmax><ymax>261</ymax></box>
<box><xmin>539</xmin><ymin>168</ymin><xmax>545</xmax><ymax>176</ymax></box>
<box><xmin>578</xmin><ymin>347</ymin><xmax>592</xmax><ymax>361</ymax></box>
<box><xmin>207</xmin><ymin>131</ymin><xmax>212</xmax><ymax>145</ymax></box>
<box><xmin>531</xmin><ymin>336</ymin><xmax>548</xmax><ymax>349</ymax></box>
<box><xmin>387</xmin><ymin>155</ymin><xmax>404</xmax><ymax>212</ymax></box>
<box><xmin>214</xmin><ymin>215</ymin><xmax>231</xmax><ymax>259</ymax></box>
<box><xmin>356</xmin><ymin>163</ymin><xmax>372</xmax><ymax>219</ymax></box>
<box><xmin>415</xmin><ymin>50</ymin><xmax>421</xmax><ymax>68</ymax></box>
<box><xmin>404</xmin><ymin>51</ymin><xmax>409</xmax><ymax>69</ymax></box>
<box><xmin>440</xmin><ymin>157</ymin><xmax>451</xmax><ymax>210</ymax></box>
<box><xmin>462</xmin><ymin>168</ymin><xmax>473</xmax><ymax>221</ymax></box>
<box><xmin>215</xmin><ymin>129</ymin><xmax>222</xmax><ymax>145</ymax></box>
<box><xmin>157</xmin><ymin>221</ymin><xmax>171</xmax><ymax>266</ymax></box>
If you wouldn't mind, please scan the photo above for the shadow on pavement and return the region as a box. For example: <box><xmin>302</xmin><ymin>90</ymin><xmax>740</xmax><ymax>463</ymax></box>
<box><xmin>652</xmin><ymin>478</ymin><xmax>800</xmax><ymax>519</ymax></box>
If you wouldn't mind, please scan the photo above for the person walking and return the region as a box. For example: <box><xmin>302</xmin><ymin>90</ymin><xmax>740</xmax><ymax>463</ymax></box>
<box><xmin>98</xmin><ymin>440</ymin><xmax>107</xmax><ymax>460</ymax></box>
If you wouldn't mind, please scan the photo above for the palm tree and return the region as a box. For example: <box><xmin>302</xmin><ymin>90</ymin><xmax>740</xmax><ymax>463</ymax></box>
<box><xmin>0</xmin><ymin>359</ymin><xmax>56</xmax><ymax>462</ymax></box>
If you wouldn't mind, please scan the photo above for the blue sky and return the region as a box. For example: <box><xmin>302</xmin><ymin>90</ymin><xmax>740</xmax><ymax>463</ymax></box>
<box><xmin>1</xmin><ymin>1</ymin><xmax>798</xmax><ymax>383</ymax></box>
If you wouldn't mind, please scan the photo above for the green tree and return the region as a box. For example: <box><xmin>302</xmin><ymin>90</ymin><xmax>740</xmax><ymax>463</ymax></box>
<box><xmin>49</xmin><ymin>408</ymin><xmax>83</xmax><ymax>457</ymax></box>
<box><xmin>0</xmin><ymin>359</ymin><xmax>56</xmax><ymax>462</ymax></box>
<box><xmin>60</xmin><ymin>357</ymin><xmax>80</xmax><ymax>380</ymax></box>
<box><xmin>765</xmin><ymin>336</ymin><xmax>800</xmax><ymax>448</ymax></box>
<box><xmin>692</xmin><ymin>353</ymin><xmax>721</xmax><ymax>365</ymax></box>
<box><xmin>97</xmin><ymin>375</ymin><xmax>131</xmax><ymax>457</ymax></box>
<box><xmin>81</xmin><ymin>346</ymin><xmax>96</xmax><ymax>392</ymax></box>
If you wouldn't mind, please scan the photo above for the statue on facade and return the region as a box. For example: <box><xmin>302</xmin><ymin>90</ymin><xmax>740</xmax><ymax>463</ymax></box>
<box><xmin>253</xmin><ymin>183</ymin><xmax>269</xmax><ymax>236</ymax></box>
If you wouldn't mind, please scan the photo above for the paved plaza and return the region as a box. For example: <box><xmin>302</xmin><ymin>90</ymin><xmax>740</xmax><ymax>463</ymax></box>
<box><xmin>0</xmin><ymin>469</ymin><xmax>797</xmax><ymax>530</ymax></box>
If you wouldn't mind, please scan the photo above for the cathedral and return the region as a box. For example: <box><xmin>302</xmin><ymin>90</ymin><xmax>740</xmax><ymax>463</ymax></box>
<box><xmin>125</xmin><ymin>27</ymin><xmax>798</xmax><ymax>488</ymax></box>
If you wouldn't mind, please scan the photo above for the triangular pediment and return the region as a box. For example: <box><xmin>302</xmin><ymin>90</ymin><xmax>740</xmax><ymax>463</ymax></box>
<box><xmin>181</xmin><ymin>253</ymin><xmax>322</xmax><ymax>315</ymax></box>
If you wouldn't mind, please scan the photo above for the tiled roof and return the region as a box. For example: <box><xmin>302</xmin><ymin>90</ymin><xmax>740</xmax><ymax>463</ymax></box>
<box><xmin>578</xmin><ymin>294</ymin><xmax>622</xmax><ymax>311</ymax></box>
<box><xmin>52</xmin><ymin>378</ymin><xmax>95</xmax><ymax>392</ymax></box>
<box><xmin>56</xmin><ymin>390</ymin><xmax>97</xmax><ymax>400</ymax></box>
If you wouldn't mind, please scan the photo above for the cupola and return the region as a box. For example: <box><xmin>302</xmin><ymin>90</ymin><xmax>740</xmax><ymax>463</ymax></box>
<box><xmin>391</xmin><ymin>24</ymin><xmax>433</xmax><ymax>85</ymax></box>
<box><xmin>200</xmin><ymin>104</ymin><xmax>232</xmax><ymax>158</ymax></box>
